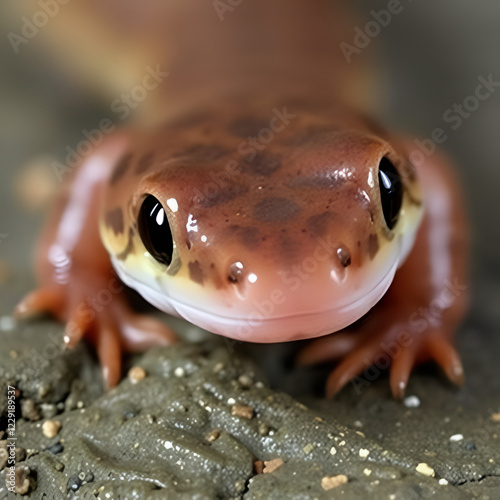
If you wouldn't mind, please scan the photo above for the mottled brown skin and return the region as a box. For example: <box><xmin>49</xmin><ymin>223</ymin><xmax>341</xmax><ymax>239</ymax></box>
<box><xmin>101</xmin><ymin>99</ymin><xmax>418</xmax><ymax>283</ymax></box>
<box><xmin>16</xmin><ymin>0</ymin><xmax>468</xmax><ymax>395</ymax></box>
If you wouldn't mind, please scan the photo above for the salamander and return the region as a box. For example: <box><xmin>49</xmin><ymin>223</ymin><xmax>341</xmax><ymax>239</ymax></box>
<box><xmin>16</xmin><ymin>0</ymin><xmax>469</xmax><ymax>397</ymax></box>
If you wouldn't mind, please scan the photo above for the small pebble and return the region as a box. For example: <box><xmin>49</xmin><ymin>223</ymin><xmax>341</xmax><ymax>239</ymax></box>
<box><xmin>128</xmin><ymin>366</ymin><xmax>147</xmax><ymax>384</ymax></box>
<box><xmin>321</xmin><ymin>474</ymin><xmax>348</xmax><ymax>491</ymax></box>
<box><xmin>303</xmin><ymin>443</ymin><xmax>314</xmax><ymax>455</ymax></box>
<box><xmin>404</xmin><ymin>395</ymin><xmax>421</xmax><ymax>408</ymax></box>
<box><xmin>14</xmin><ymin>465</ymin><xmax>32</xmax><ymax>495</ymax></box>
<box><xmin>39</xmin><ymin>404</ymin><xmax>58</xmax><ymax>419</ymax></box>
<box><xmin>330</xmin><ymin>446</ymin><xmax>337</xmax><ymax>456</ymax></box>
<box><xmin>85</xmin><ymin>472</ymin><xmax>94</xmax><ymax>483</ymax></box>
<box><xmin>416</xmin><ymin>463</ymin><xmax>435</xmax><ymax>477</ymax></box>
<box><xmin>490</xmin><ymin>413</ymin><xmax>500</xmax><ymax>422</ymax></box>
<box><xmin>238</xmin><ymin>374</ymin><xmax>253</xmax><ymax>388</ymax></box>
<box><xmin>363</xmin><ymin>468</ymin><xmax>372</xmax><ymax>476</ymax></box>
<box><xmin>46</xmin><ymin>442</ymin><xmax>64</xmax><ymax>455</ymax></box>
<box><xmin>465</xmin><ymin>442</ymin><xmax>477</xmax><ymax>451</ymax></box>
<box><xmin>449</xmin><ymin>434</ymin><xmax>464</xmax><ymax>442</ymax></box>
<box><xmin>213</xmin><ymin>362</ymin><xmax>225</xmax><ymax>373</ymax></box>
<box><xmin>122</xmin><ymin>408</ymin><xmax>137</xmax><ymax>420</ymax></box>
<box><xmin>42</xmin><ymin>420</ymin><xmax>62</xmax><ymax>439</ymax></box>
<box><xmin>67</xmin><ymin>474</ymin><xmax>82</xmax><ymax>493</ymax></box>
<box><xmin>258</xmin><ymin>423</ymin><xmax>270</xmax><ymax>436</ymax></box>
<box><xmin>359</xmin><ymin>448</ymin><xmax>370</xmax><ymax>458</ymax></box>
<box><xmin>205</xmin><ymin>430</ymin><xmax>220</xmax><ymax>442</ymax></box>
<box><xmin>254</xmin><ymin>460</ymin><xmax>265</xmax><ymax>474</ymax></box>
<box><xmin>37</xmin><ymin>383</ymin><xmax>51</xmax><ymax>399</ymax></box>
<box><xmin>174</xmin><ymin>367</ymin><xmax>185</xmax><ymax>377</ymax></box>
<box><xmin>21</xmin><ymin>399</ymin><xmax>41</xmax><ymax>422</ymax></box>
<box><xmin>231</xmin><ymin>405</ymin><xmax>254</xmax><ymax>419</ymax></box>
<box><xmin>263</xmin><ymin>458</ymin><xmax>284</xmax><ymax>473</ymax></box>
<box><xmin>439</xmin><ymin>478</ymin><xmax>449</xmax><ymax>485</ymax></box>
<box><xmin>16</xmin><ymin>448</ymin><xmax>26</xmax><ymax>462</ymax></box>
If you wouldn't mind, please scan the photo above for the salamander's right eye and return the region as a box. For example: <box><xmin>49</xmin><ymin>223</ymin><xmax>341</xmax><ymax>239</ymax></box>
<box><xmin>378</xmin><ymin>157</ymin><xmax>403</xmax><ymax>230</ymax></box>
<box><xmin>139</xmin><ymin>195</ymin><xmax>174</xmax><ymax>266</ymax></box>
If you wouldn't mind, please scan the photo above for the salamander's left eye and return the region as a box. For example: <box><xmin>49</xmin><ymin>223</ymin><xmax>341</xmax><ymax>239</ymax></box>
<box><xmin>139</xmin><ymin>195</ymin><xmax>174</xmax><ymax>266</ymax></box>
<box><xmin>378</xmin><ymin>157</ymin><xmax>403</xmax><ymax>230</ymax></box>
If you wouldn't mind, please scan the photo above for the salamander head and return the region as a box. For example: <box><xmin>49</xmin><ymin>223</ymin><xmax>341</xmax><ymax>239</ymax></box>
<box><xmin>100</xmin><ymin>104</ymin><xmax>423</xmax><ymax>342</ymax></box>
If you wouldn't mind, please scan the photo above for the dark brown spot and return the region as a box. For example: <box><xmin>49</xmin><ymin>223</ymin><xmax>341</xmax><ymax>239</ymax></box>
<box><xmin>136</xmin><ymin>151</ymin><xmax>155</xmax><ymax>174</ymax></box>
<box><xmin>367</xmin><ymin>233</ymin><xmax>379</xmax><ymax>259</ymax></box>
<box><xmin>285</xmin><ymin>125</ymin><xmax>334</xmax><ymax>147</ymax></box>
<box><xmin>110</xmin><ymin>153</ymin><xmax>132</xmax><ymax>185</ymax></box>
<box><xmin>105</xmin><ymin>208</ymin><xmax>124</xmax><ymax>235</ymax></box>
<box><xmin>196</xmin><ymin>183</ymin><xmax>249</xmax><ymax>208</ymax></box>
<box><xmin>241</xmin><ymin>152</ymin><xmax>282</xmax><ymax>176</ymax></box>
<box><xmin>189</xmin><ymin>260</ymin><xmax>204</xmax><ymax>285</ymax></box>
<box><xmin>252</xmin><ymin>197</ymin><xmax>301</xmax><ymax>223</ymax></box>
<box><xmin>306</xmin><ymin>212</ymin><xmax>333</xmax><ymax>237</ymax></box>
<box><xmin>336</xmin><ymin>246</ymin><xmax>351</xmax><ymax>267</ymax></box>
<box><xmin>228</xmin><ymin>225</ymin><xmax>261</xmax><ymax>250</ymax></box>
<box><xmin>227</xmin><ymin>116</ymin><xmax>271</xmax><ymax>138</ymax></box>
<box><xmin>176</xmin><ymin>144</ymin><xmax>229</xmax><ymax>162</ymax></box>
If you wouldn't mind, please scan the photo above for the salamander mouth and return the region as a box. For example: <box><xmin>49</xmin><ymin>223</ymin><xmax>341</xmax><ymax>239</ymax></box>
<box><xmin>110</xmin><ymin>255</ymin><xmax>399</xmax><ymax>343</ymax></box>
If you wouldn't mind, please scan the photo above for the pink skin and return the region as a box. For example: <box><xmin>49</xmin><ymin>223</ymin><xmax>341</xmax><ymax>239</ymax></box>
<box><xmin>298</xmin><ymin>143</ymin><xmax>469</xmax><ymax>397</ymax></box>
<box><xmin>16</xmin><ymin>135</ymin><xmax>177</xmax><ymax>388</ymax></box>
<box><xmin>15</xmin><ymin>1</ymin><xmax>468</xmax><ymax>396</ymax></box>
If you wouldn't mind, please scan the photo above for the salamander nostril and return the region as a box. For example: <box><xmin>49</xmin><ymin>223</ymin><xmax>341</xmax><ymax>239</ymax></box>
<box><xmin>336</xmin><ymin>246</ymin><xmax>351</xmax><ymax>268</ymax></box>
<box><xmin>228</xmin><ymin>261</ymin><xmax>245</xmax><ymax>283</ymax></box>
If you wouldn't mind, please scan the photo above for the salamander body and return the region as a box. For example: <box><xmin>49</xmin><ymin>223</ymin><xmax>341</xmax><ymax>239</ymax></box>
<box><xmin>17</xmin><ymin>0</ymin><xmax>469</xmax><ymax>397</ymax></box>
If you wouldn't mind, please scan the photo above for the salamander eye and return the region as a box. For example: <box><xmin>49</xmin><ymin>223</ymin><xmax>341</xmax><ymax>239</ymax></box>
<box><xmin>378</xmin><ymin>157</ymin><xmax>403</xmax><ymax>230</ymax></box>
<box><xmin>139</xmin><ymin>195</ymin><xmax>174</xmax><ymax>266</ymax></box>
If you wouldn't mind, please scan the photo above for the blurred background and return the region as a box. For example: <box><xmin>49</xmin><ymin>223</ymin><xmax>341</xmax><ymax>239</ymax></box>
<box><xmin>0</xmin><ymin>0</ymin><xmax>499</xmax><ymax>317</ymax></box>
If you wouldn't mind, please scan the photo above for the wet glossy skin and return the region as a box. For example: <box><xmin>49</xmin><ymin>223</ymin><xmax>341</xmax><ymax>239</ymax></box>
<box><xmin>100</xmin><ymin>99</ymin><xmax>422</xmax><ymax>343</ymax></box>
<box><xmin>16</xmin><ymin>1</ymin><xmax>468</xmax><ymax>397</ymax></box>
